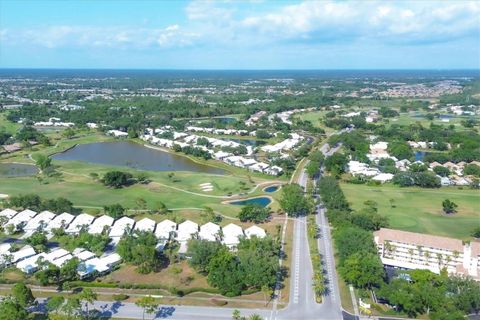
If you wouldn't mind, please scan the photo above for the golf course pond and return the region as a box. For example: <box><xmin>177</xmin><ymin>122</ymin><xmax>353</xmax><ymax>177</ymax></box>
<box><xmin>263</xmin><ymin>185</ymin><xmax>280</xmax><ymax>193</ymax></box>
<box><xmin>0</xmin><ymin>163</ymin><xmax>39</xmax><ymax>177</ymax></box>
<box><xmin>51</xmin><ymin>141</ymin><xmax>225</xmax><ymax>174</ymax></box>
<box><xmin>229</xmin><ymin>196</ymin><xmax>272</xmax><ymax>207</ymax></box>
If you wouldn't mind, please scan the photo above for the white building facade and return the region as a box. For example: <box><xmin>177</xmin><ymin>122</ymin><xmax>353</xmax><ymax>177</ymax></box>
<box><xmin>374</xmin><ymin>228</ymin><xmax>480</xmax><ymax>280</ymax></box>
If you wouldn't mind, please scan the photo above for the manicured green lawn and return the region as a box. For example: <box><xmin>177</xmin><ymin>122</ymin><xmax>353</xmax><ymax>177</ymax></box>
<box><xmin>341</xmin><ymin>183</ymin><xmax>480</xmax><ymax>240</ymax></box>
<box><xmin>0</xmin><ymin>113</ymin><xmax>20</xmax><ymax>135</ymax></box>
<box><xmin>386</xmin><ymin>113</ymin><xmax>480</xmax><ymax>131</ymax></box>
<box><xmin>294</xmin><ymin>110</ymin><xmax>335</xmax><ymax>134</ymax></box>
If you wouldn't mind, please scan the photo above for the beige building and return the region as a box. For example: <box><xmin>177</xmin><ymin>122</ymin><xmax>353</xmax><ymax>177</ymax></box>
<box><xmin>373</xmin><ymin>228</ymin><xmax>480</xmax><ymax>280</ymax></box>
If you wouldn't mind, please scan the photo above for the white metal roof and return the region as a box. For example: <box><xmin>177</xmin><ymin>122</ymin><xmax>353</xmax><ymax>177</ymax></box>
<box><xmin>222</xmin><ymin>223</ymin><xmax>244</xmax><ymax>247</ymax></box>
<box><xmin>24</xmin><ymin>210</ymin><xmax>56</xmax><ymax>231</ymax></box>
<box><xmin>176</xmin><ymin>220</ymin><xmax>198</xmax><ymax>242</ymax></box>
<box><xmin>0</xmin><ymin>208</ymin><xmax>17</xmax><ymax>219</ymax></box>
<box><xmin>245</xmin><ymin>225</ymin><xmax>266</xmax><ymax>239</ymax></box>
<box><xmin>16</xmin><ymin>253</ymin><xmax>45</xmax><ymax>273</ymax></box>
<box><xmin>73</xmin><ymin>250</ymin><xmax>96</xmax><ymax>261</ymax></box>
<box><xmin>47</xmin><ymin>212</ymin><xmax>75</xmax><ymax>231</ymax></box>
<box><xmin>99</xmin><ymin>253</ymin><xmax>122</xmax><ymax>267</ymax></box>
<box><xmin>109</xmin><ymin>216</ymin><xmax>135</xmax><ymax>238</ymax></box>
<box><xmin>6</xmin><ymin>209</ymin><xmax>37</xmax><ymax>228</ymax></box>
<box><xmin>52</xmin><ymin>254</ymin><xmax>73</xmax><ymax>267</ymax></box>
<box><xmin>44</xmin><ymin>248</ymin><xmax>70</xmax><ymax>263</ymax></box>
<box><xmin>88</xmin><ymin>215</ymin><xmax>114</xmax><ymax>234</ymax></box>
<box><xmin>134</xmin><ymin>218</ymin><xmax>156</xmax><ymax>233</ymax></box>
<box><xmin>155</xmin><ymin>219</ymin><xmax>176</xmax><ymax>239</ymax></box>
<box><xmin>0</xmin><ymin>243</ymin><xmax>12</xmax><ymax>254</ymax></box>
<box><xmin>11</xmin><ymin>245</ymin><xmax>36</xmax><ymax>263</ymax></box>
<box><xmin>199</xmin><ymin>222</ymin><xmax>221</xmax><ymax>241</ymax></box>
<box><xmin>66</xmin><ymin>213</ymin><xmax>95</xmax><ymax>233</ymax></box>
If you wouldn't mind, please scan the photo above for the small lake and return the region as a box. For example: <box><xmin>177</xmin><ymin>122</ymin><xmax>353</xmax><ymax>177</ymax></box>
<box><xmin>263</xmin><ymin>185</ymin><xmax>280</xmax><ymax>193</ymax></box>
<box><xmin>229</xmin><ymin>197</ymin><xmax>271</xmax><ymax>207</ymax></box>
<box><xmin>415</xmin><ymin>151</ymin><xmax>431</xmax><ymax>161</ymax></box>
<box><xmin>0</xmin><ymin>163</ymin><xmax>38</xmax><ymax>177</ymax></box>
<box><xmin>52</xmin><ymin>141</ymin><xmax>225</xmax><ymax>174</ymax></box>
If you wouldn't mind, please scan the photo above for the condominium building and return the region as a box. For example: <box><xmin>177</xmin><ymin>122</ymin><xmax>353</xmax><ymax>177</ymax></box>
<box><xmin>373</xmin><ymin>228</ymin><xmax>480</xmax><ymax>280</ymax></box>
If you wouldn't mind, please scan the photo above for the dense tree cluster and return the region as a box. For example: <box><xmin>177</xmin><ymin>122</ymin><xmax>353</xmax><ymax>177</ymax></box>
<box><xmin>378</xmin><ymin>271</ymin><xmax>480</xmax><ymax>318</ymax></box>
<box><xmin>238</xmin><ymin>204</ymin><xmax>270</xmax><ymax>223</ymax></box>
<box><xmin>57</xmin><ymin>227</ymin><xmax>110</xmax><ymax>256</ymax></box>
<box><xmin>172</xmin><ymin>144</ymin><xmax>212</xmax><ymax>160</ymax></box>
<box><xmin>116</xmin><ymin>231</ymin><xmax>162</xmax><ymax>274</ymax></box>
<box><xmin>392</xmin><ymin>171</ymin><xmax>441</xmax><ymax>188</ymax></box>
<box><xmin>279</xmin><ymin>183</ymin><xmax>313</xmax><ymax>216</ymax></box>
<box><xmin>7</xmin><ymin>194</ymin><xmax>76</xmax><ymax>214</ymax></box>
<box><xmin>187</xmin><ymin>237</ymin><xmax>280</xmax><ymax>296</ymax></box>
<box><xmin>102</xmin><ymin>171</ymin><xmax>134</xmax><ymax>188</ymax></box>
<box><xmin>305</xmin><ymin>151</ymin><xmax>324</xmax><ymax>178</ymax></box>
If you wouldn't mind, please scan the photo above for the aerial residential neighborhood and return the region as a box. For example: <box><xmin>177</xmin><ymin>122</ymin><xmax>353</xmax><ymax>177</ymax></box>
<box><xmin>0</xmin><ymin>1</ymin><xmax>479</xmax><ymax>320</ymax></box>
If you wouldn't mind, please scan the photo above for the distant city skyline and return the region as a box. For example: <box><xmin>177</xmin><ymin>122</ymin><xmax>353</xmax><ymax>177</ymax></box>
<box><xmin>1</xmin><ymin>0</ymin><xmax>479</xmax><ymax>69</ymax></box>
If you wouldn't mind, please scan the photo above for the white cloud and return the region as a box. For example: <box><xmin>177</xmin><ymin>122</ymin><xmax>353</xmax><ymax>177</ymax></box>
<box><xmin>240</xmin><ymin>0</ymin><xmax>480</xmax><ymax>44</ymax></box>
<box><xmin>2</xmin><ymin>0</ymin><xmax>479</xmax><ymax>51</ymax></box>
<box><xmin>5</xmin><ymin>24</ymin><xmax>199</xmax><ymax>49</ymax></box>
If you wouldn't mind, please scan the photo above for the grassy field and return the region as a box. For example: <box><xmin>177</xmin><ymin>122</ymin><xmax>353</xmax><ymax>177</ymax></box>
<box><xmin>0</xmin><ymin>113</ymin><xmax>20</xmax><ymax>135</ymax></box>
<box><xmin>341</xmin><ymin>183</ymin><xmax>480</xmax><ymax>240</ymax></box>
<box><xmin>294</xmin><ymin>110</ymin><xmax>335</xmax><ymax>134</ymax></box>
<box><xmin>384</xmin><ymin>112</ymin><xmax>480</xmax><ymax>131</ymax></box>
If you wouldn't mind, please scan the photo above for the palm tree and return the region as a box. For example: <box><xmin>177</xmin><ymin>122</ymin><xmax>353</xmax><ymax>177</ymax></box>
<box><xmin>445</xmin><ymin>255</ymin><xmax>452</xmax><ymax>268</ymax></box>
<box><xmin>424</xmin><ymin>251</ymin><xmax>431</xmax><ymax>265</ymax></box>
<box><xmin>453</xmin><ymin>250</ymin><xmax>460</xmax><ymax>262</ymax></box>
<box><xmin>416</xmin><ymin>245</ymin><xmax>423</xmax><ymax>257</ymax></box>
<box><xmin>408</xmin><ymin>248</ymin><xmax>414</xmax><ymax>262</ymax></box>
<box><xmin>436</xmin><ymin>253</ymin><xmax>443</xmax><ymax>268</ymax></box>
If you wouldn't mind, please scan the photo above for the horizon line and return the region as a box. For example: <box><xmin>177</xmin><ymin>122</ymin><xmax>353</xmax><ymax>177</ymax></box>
<box><xmin>0</xmin><ymin>67</ymin><xmax>479</xmax><ymax>71</ymax></box>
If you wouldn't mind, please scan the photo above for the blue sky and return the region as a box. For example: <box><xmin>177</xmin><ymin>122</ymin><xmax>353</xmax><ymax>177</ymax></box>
<box><xmin>1</xmin><ymin>0</ymin><xmax>479</xmax><ymax>69</ymax></box>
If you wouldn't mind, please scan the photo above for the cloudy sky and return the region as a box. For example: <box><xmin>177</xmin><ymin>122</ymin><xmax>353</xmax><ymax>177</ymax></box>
<box><xmin>1</xmin><ymin>0</ymin><xmax>479</xmax><ymax>69</ymax></box>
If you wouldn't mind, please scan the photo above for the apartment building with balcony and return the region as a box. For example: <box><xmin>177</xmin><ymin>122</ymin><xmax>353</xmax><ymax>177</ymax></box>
<box><xmin>373</xmin><ymin>228</ymin><xmax>480</xmax><ymax>280</ymax></box>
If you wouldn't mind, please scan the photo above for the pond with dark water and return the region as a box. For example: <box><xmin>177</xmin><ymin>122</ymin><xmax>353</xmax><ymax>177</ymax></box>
<box><xmin>0</xmin><ymin>163</ymin><xmax>39</xmax><ymax>177</ymax></box>
<box><xmin>52</xmin><ymin>141</ymin><xmax>225</xmax><ymax>174</ymax></box>
<box><xmin>263</xmin><ymin>185</ymin><xmax>280</xmax><ymax>193</ymax></box>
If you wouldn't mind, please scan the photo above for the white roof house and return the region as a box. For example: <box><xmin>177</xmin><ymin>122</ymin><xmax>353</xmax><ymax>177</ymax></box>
<box><xmin>0</xmin><ymin>208</ymin><xmax>17</xmax><ymax>219</ymax></box>
<box><xmin>245</xmin><ymin>226</ymin><xmax>266</xmax><ymax>239</ymax></box>
<box><xmin>372</xmin><ymin>173</ymin><xmax>394</xmax><ymax>183</ymax></box>
<box><xmin>47</xmin><ymin>212</ymin><xmax>75</xmax><ymax>231</ymax></box>
<box><xmin>24</xmin><ymin>210</ymin><xmax>56</xmax><ymax>231</ymax></box>
<box><xmin>199</xmin><ymin>222</ymin><xmax>221</xmax><ymax>241</ymax></box>
<box><xmin>77</xmin><ymin>253</ymin><xmax>122</xmax><ymax>279</ymax></box>
<box><xmin>134</xmin><ymin>218</ymin><xmax>156</xmax><ymax>233</ymax></box>
<box><xmin>11</xmin><ymin>245</ymin><xmax>36</xmax><ymax>263</ymax></box>
<box><xmin>66</xmin><ymin>213</ymin><xmax>95</xmax><ymax>234</ymax></box>
<box><xmin>222</xmin><ymin>224</ymin><xmax>244</xmax><ymax>248</ymax></box>
<box><xmin>0</xmin><ymin>243</ymin><xmax>11</xmax><ymax>255</ymax></box>
<box><xmin>176</xmin><ymin>220</ymin><xmax>199</xmax><ymax>242</ymax></box>
<box><xmin>155</xmin><ymin>219</ymin><xmax>177</xmax><ymax>240</ymax></box>
<box><xmin>16</xmin><ymin>253</ymin><xmax>46</xmax><ymax>273</ymax></box>
<box><xmin>72</xmin><ymin>248</ymin><xmax>96</xmax><ymax>261</ymax></box>
<box><xmin>5</xmin><ymin>209</ymin><xmax>37</xmax><ymax>232</ymax></box>
<box><xmin>52</xmin><ymin>254</ymin><xmax>73</xmax><ymax>268</ymax></box>
<box><xmin>44</xmin><ymin>248</ymin><xmax>70</xmax><ymax>263</ymax></box>
<box><xmin>77</xmin><ymin>258</ymin><xmax>107</xmax><ymax>278</ymax></box>
<box><xmin>99</xmin><ymin>253</ymin><xmax>122</xmax><ymax>268</ymax></box>
<box><xmin>88</xmin><ymin>215</ymin><xmax>114</xmax><ymax>234</ymax></box>
<box><xmin>109</xmin><ymin>216</ymin><xmax>135</xmax><ymax>238</ymax></box>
